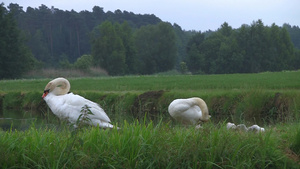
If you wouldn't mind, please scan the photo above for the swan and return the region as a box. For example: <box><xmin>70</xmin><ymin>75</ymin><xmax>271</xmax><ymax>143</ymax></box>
<box><xmin>42</xmin><ymin>77</ymin><xmax>116</xmax><ymax>129</ymax></box>
<box><xmin>168</xmin><ymin>97</ymin><xmax>211</xmax><ymax>126</ymax></box>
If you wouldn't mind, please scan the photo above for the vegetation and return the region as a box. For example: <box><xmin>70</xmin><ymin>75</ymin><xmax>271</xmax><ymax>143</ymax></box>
<box><xmin>0</xmin><ymin>122</ymin><xmax>299</xmax><ymax>168</ymax></box>
<box><xmin>186</xmin><ymin>21</ymin><xmax>299</xmax><ymax>74</ymax></box>
<box><xmin>0</xmin><ymin>4</ymin><xmax>37</xmax><ymax>79</ymax></box>
<box><xmin>1</xmin><ymin>71</ymin><xmax>300</xmax><ymax>125</ymax></box>
<box><xmin>1</xmin><ymin>70</ymin><xmax>300</xmax><ymax>92</ymax></box>
<box><xmin>1</xmin><ymin>3</ymin><xmax>300</xmax><ymax>78</ymax></box>
<box><xmin>0</xmin><ymin>71</ymin><xmax>299</xmax><ymax>168</ymax></box>
<box><xmin>1</xmin><ymin>2</ymin><xmax>299</xmax><ymax>166</ymax></box>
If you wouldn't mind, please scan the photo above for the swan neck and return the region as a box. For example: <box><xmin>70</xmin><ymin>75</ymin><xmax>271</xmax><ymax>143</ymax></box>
<box><xmin>45</xmin><ymin>77</ymin><xmax>70</xmax><ymax>96</ymax></box>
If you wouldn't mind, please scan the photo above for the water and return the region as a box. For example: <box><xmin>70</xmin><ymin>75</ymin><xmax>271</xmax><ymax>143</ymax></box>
<box><xmin>0</xmin><ymin>108</ymin><xmax>59</xmax><ymax>131</ymax></box>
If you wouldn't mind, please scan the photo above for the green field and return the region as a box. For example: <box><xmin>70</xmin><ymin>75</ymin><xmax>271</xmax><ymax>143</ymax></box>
<box><xmin>0</xmin><ymin>71</ymin><xmax>300</xmax><ymax>168</ymax></box>
<box><xmin>1</xmin><ymin>70</ymin><xmax>300</xmax><ymax>92</ymax></box>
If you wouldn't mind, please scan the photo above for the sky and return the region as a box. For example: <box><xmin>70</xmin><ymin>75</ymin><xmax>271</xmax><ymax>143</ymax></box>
<box><xmin>2</xmin><ymin>0</ymin><xmax>300</xmax><ymax>31</ymax></box>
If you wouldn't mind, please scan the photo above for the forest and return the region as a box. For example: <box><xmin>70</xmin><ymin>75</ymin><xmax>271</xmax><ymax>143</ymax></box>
<box><xmin>1</xmin><ymin>3</ymin><xmax>300</xmax><ymax>78</ymax></box>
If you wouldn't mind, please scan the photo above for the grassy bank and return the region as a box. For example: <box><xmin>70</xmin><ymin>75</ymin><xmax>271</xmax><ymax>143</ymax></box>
<box><xmin>0</xmin><ymin>121</ymin><xmax>299</xmax><ymax>168</ymax></box>
<box><xmin>0</xmin><ymin>71</ymin><xmax>300</xmax><ymax>125</ymax></box>
<box><xmin>1</xmin><ymin>89</ymin><xmax>300</xmax><ymax>126</ymax></box>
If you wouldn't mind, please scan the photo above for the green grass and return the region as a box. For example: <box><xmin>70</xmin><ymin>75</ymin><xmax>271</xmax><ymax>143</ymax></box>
<box><xmin>1</xmin><ymin>70</ymin><xmax>300</xmax><ymax>93</ymax></box>
<box><xmin>0</xmin><ymin>121</ymin><xmax>299</xmax><ymax>168</ymax></box>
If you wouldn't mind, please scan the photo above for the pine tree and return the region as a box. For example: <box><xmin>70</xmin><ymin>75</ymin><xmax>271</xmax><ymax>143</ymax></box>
<box><xmin>0</xmin><ymin>4</ymin><xmax>36</xmax><ymax>79</ymax></box>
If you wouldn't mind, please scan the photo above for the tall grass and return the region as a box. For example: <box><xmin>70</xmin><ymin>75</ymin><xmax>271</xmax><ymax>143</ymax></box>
<box><xmin>0</xmin><ymin>121</ymin><xmax>299</xmax><ymax>168</ymax></box>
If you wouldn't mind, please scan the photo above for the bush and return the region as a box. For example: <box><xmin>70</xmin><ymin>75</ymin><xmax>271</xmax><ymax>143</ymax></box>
<box><xmin>74</xmin><ymin>54</ymin><xmax>93</xmax><ymax>71</ymax></box>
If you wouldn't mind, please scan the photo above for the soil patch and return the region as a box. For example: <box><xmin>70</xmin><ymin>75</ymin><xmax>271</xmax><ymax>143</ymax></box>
<box><xmin>132</xmin><ymin>90</ymin><xmax>164</xmax><ymax>120</ymax></box>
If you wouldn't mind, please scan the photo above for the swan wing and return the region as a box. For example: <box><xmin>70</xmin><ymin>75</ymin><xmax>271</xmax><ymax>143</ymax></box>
<box><xmin>168</xmin><ymin>99</ymin><xmax>192</xmax><ymax>114</ymax></box>
<box><xmin>169</xmin><ymin>99</ymin><xmax>202</xmax><ymax>115</ymax></box>
<box><xmin>168</xmin><ymin>99</ymin><xmax>202</xmax><ymax>124</ymax></box>
<box><xmin>60</xmin><ymin>93</ymin><xmax>111</xmax><ymax>123</ymax></box>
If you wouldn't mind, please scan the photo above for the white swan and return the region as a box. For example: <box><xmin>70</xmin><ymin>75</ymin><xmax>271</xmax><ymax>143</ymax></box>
<box><xmin>168</xmin><ymin>97</ymin><xmax>211</xmax><ymax>126</ymax></box>
<box><xmin>42</xmin><ymin>77</ymin><xmax>116</xmax><ymax>129</ymax></box>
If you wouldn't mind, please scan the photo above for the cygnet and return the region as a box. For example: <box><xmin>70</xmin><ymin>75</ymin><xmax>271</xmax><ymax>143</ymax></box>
<box><xmin>248</xmin><ymin>125</ymin><xmax>265</xmax><ymax>133</ymax></box>
<box><xmin>226</xmin><ymin>122</ymin><xmax>237</xmax><ymax>130</ymax></box>
<box><xmin>236</xmin><ymin>124</ymin><xmax>248</xmax><ymax>132</ymax></box>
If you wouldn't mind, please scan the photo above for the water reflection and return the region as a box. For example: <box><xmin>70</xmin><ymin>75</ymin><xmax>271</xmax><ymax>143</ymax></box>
<box><xmin>0</xmin><ymin>109</ymin><xmax>59</xmax><ymax>131</ymax></box>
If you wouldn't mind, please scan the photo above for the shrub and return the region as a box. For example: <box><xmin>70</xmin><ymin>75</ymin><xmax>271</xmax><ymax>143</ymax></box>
<box><xmin>74</xmin><ymin>54</ymin><xmax>93</xmax><ymax>71</ymax></box>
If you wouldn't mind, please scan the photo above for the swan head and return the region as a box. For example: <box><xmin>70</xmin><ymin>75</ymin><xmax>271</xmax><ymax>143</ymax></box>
<box><xmin>42</xmin><ymin>77</ymin><xmax>70</xmax><ymax>98</ymax></box>
<box><xmin>200</xmin><ymin>115</ymin><xmax>211</xmax><ymax>122</ymax></box>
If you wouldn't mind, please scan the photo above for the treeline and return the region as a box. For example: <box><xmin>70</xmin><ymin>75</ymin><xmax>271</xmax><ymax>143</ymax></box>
<box><xmin>186</xmin><ymin>21</ymin><xmax>300</xmax><ymax>74</ymax></box>
<box><xmin>7</xmin><ymin>3</ymin><xmax>163</xmax><ymax>65</ymax></box>
<box><xmin>90</xmin><ymin>21</ymin><xmax>178</xmax><ymax>75</ymax></box>
<box><xmin>1</xmin><ymin>3</ymin><xmax>300</xmax><ymax>78</ymax></box>
<box><xmin>0</xmin><ymin>4</ymin><xmax>36</xmax><ymax>79</ymax></box>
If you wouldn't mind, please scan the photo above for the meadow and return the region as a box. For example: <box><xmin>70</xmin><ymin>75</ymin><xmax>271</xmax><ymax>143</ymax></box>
<box><xmin>0</xmin><ymin>71</ymin><xmax>300</xmax><ymax>168</ymax></box>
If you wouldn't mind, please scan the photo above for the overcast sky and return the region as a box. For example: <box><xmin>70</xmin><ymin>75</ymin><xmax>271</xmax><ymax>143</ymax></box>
<box><xmin>2</xmin><ymin>0</ymin><xmax>299</xmax><ymax>31</ymax></box>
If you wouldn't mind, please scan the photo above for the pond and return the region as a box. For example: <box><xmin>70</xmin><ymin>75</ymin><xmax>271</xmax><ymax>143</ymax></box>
<box><xmin>0</xmin><ymin>108</ymin><xmax>60</xmax><ymax>131</ymax></box>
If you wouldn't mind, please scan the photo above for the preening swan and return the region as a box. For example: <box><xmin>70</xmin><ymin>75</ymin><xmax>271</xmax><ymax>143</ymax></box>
<box><xmin>168</xmin><ymin>97</ymin><xmax>211</xmax><ymax>126</ymax></box>
<box><xmin>42</xmin><ymin>77</ymin><xmax>116</xmax><ymax>129</ymax></box>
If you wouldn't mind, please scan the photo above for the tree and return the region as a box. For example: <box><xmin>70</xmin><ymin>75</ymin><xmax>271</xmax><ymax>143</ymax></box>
<box><xmin>134</xmin><ymin>24</ymin><xmax>157</xmax><ymax>74</ymax></box>
<box><xmin>186</xmin><ymin>44</ymin><xmax>205</xmax><ymax>73</ymax></box>
<box><xmin>278</xmin><ymin>27</ymin><xmax>294</xmax><ymax>70</ymax></box>
<box><xmin>134</xmin><ymin>22</ymin><xmax>177</xmax><ymax>74</ymax></box>
<box><xmin>28</xmin><ymin>29</ymin><xmax>51</xmax><ymax>64</ymax></box>
<box><xmin>91</xmin><ymin>21</ymin><xmax>126</xmax><ymax>75</ymax></box>
<box><xmin>219</xmin><ymin>22</ymin><xmax>232</xmax><ymax>37</ymax></box>
<box><xmin>118</xmin><ymin>21</ymin><xmax>137</xmax><ymax>74</ymax></box>
<box><xmin>283</xmin><ymin>24</ymin><xmax>300</xmax><ymax>50</ymax></box>
<box><xmin>155</xmin><ymin>22</ymin><xmax>177</xmax><ymax>72</ymax></box>
<box><xmin>0</xmin><ymin>3</ymin><xmax>36</xmax><ymax>79</ymax></box>
<box><xmin>198</xmin><ymin>33</ymin><xmax>223</xmax><ymax>74</ymax></box>
<box><xmin>74</xmin><ymin>54</ymin><xmax>93</xmax><ymax>71</ymax></box>
<box><xmin>173</xmin><ymin>24</ymin><xmax>188</xmax><ymax>69</ymax></box>
<box><xmin>248</xmin><ymin>19</ymin><xmax>268</xmax><ymax>72</ymax></box>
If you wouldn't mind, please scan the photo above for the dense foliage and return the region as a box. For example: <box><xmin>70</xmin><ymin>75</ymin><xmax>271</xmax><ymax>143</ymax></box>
<box><xmin>0</xmin><ymin>4</ymin><xmax>36</xmax><ymax>79</ymax></box>
<box><xmin>1</xmin><ymin>3</ymin><xmax>300</xmax><ymax>78</ymax></box>
<box><xmin>186</xmin><ymin>21</ymin><xmax>300</xmax><ymax>74</ymax></box>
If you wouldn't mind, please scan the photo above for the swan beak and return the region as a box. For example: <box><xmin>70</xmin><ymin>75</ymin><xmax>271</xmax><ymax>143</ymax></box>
<box><xmin>42</xmin><ymin>90</ymin><xmax>49</xmax><ymax>98</ymax></box>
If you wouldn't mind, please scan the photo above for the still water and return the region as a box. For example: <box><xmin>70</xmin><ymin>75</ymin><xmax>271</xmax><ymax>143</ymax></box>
<box><xmin>0</xmin><ymin>108</ymin><xmax>60</xmax><ymax>131</ymax></box>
